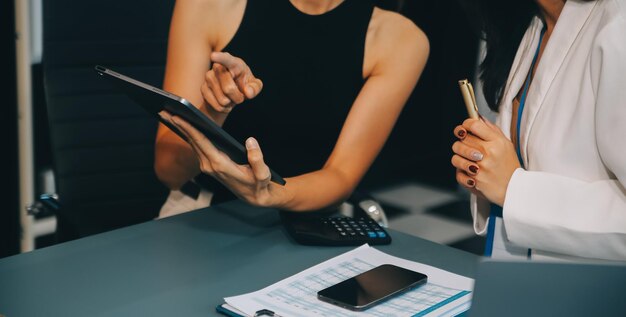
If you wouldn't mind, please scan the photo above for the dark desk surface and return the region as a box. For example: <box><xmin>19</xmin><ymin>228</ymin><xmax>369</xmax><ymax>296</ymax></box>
<box><xmin>0</xmin><ymin>201</ymin><xmax>478</xmax><ymax>317</ymax></box>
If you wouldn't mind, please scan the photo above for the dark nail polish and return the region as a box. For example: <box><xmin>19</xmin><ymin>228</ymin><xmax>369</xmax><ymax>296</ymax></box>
<box><xmin>457</xmin><ymin>130</ymin><xmax>466</xmax><ymax>138</ymax></box>
<box><xmin>467</xmin><ymin>179</ymin><xmax>475</xmax><ymax>187</ymax></box>
<box><xmin>469</xmin><ymin>165</ymin><xmax>478</xmax><ymax>174</ymax></box>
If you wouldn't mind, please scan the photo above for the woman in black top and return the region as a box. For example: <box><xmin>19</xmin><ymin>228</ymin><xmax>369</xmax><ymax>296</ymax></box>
<box><xmin>155</xmin><ymin>0</ymin><xmax>429</xmax><ymax>216</ymax></box>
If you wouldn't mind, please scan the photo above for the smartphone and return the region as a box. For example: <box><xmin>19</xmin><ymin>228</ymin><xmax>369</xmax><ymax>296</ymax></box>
<box><xmin>317</xmin><ymin>264</ymin><xmax>427</xmax><ymax>311</ymax></box>
<box><xmin>458</xmin><ymin>79</ymin><xmax>480</xmax><ymax>119</ymax></box>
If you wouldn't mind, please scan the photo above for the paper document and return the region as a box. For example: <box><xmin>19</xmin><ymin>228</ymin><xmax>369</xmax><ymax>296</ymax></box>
<box><xmin>222</xmin><ymin>244</ymin><xmax>474</xmax><ymax>317</ymax></box>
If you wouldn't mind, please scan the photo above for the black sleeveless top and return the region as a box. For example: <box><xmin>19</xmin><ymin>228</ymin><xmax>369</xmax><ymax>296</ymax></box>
<box><xmin>199</xmin><ymin>0</ymin><xmax>375</xmax><ymax>204</ymax></box>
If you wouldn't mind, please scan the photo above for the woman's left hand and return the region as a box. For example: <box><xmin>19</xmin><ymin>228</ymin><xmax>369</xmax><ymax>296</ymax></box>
<box><xmin>451</xmin><ymin>118</ymin><xmax>521</xmax><ymax>206</ymax></box>
<box><xmin>168</xmin><ymin>113</ymin><xmax>284</xmax><ymax>207</ymax></box>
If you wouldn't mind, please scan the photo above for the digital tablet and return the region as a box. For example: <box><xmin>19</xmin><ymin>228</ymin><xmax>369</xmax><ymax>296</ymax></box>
<box><xmin>94</xmin><ymin>65</ymin><xmax>286</xmax><ymax>185</ymax></box>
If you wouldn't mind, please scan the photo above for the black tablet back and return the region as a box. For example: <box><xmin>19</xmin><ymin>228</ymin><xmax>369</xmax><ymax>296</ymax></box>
<box><xmin>95</xmin><ymin>65</ymin><xmax>285</xmax><ymax>185</ymax></box>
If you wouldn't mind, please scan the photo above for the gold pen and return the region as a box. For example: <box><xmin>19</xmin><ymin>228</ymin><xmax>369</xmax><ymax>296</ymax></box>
<box><xmin>458</xmin><ymin>79</ymin><xmax>480</xmax><ymax>119</ymax></box>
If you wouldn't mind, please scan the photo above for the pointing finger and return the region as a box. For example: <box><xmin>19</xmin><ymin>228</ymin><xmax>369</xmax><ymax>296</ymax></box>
<box><xmin>211</xmin><ymin>52</ymin><xmax>245</xmax><ymax>77</ymax></box>
<box><xmin>214</xmin><ymin>63</ymin><xmax>245</xmax><ymax>104</ymax></box>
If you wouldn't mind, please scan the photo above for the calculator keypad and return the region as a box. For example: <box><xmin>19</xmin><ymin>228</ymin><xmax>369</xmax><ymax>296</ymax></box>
<box><xmin>280</xmin><ymin>212</ymin><xmax>392</xmax><ymax>246</ymax></box>
<box><xmin>322</xmin><ymin>217</ymin><xmax>390</xmax><ymax>244</ymax></box>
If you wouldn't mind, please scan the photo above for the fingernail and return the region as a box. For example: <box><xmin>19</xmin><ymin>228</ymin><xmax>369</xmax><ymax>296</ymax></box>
<box><xmin>246</xmin><ymin>137</ymin><xmax>259</xmax><ymax>150</ymax></box>
<box><xmin>471</xmin><ymin>151</ymin><xmax>484</xmax><ymax>161</ymax></box>
<box><xmin>457</xmin><ymin>130</ymin><xmax>466</xmax><ymax>138</ymax></box>
<box><xmin>246</xmin><ymin>86</ymin><xmax>254</xmax><ymax>97</ymax></box>
<box><xmin>469</xmin><ymin>165</ymin><xmax>479</xmax><ymax>174</ymax></box>
<box><xmin>467</xmin><ymin>179</ymin><xmax>475</xmax><ymax>187</ymax></box>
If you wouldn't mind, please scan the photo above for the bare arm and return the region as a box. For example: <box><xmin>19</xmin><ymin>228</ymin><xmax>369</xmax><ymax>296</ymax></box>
<box><xmin>169</xmin><ymin>10</ymin><xmax>429</xmax><ymax>211</ymax></box>
<box><xmin>279</xmin><ymin>12</ymin><xmax>430</xmax><ymax>210</ymax></box>
<box><xmin>154</xmin><ymin>0</ymin><xmax>244</xmax><ymax>190</ymax></box>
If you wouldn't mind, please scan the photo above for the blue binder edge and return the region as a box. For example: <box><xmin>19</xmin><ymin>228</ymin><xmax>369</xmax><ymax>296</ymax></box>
<box><xmin>217</xmin><ymin>303</ymin><xmax>468</xmax><ymax>317</ymax></box>
<box><xmin>216</xmin><ymin>304</ymin><xmax>245</xmax><ymax>317</ymax></box>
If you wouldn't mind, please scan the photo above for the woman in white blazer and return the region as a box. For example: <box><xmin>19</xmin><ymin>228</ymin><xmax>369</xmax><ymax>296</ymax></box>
<box><xmin>451</xmin><ymin>0</ymin><xmax>626</xmax><ymax>261</ymax></box>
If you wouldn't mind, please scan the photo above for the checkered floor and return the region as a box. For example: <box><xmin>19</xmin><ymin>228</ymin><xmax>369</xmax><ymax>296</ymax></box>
<box><xmin>371</xmin><ymin>182</ymin><xmax>485</xmax><ymax>256</ymax></box>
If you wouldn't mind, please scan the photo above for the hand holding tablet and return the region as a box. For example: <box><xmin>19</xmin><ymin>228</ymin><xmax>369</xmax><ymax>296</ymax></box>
<box><xmin>94</xmin><ymin>65</ymin><xmax>285</xmax><ymax>185</ymax></box>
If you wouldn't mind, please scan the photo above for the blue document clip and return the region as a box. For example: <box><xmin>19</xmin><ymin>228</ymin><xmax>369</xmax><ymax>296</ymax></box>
<box><xmin>254</xmin><ymin>309</ymin><xmax>281</xmax><ymax>317</ymax></box>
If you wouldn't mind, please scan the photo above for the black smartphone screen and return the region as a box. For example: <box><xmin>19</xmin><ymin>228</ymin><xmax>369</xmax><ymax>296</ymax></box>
<box><xmin>317</xmin><ymin>264</ymin><xmax>427</xmax><ymax>311</ymax></box>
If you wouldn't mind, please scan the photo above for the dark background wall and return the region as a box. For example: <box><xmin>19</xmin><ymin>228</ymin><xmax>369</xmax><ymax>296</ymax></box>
<box><xmin>0</xmin><ymin>0</ymin><xmax>478</xmax><ymax>259</ymax></box>
<box><xmin>361</xmin><ymin>0</ymin><xmax>479</xmax><ymax>191</ymax></box>
<box><xmin>1</xmin><ymin>0</ymin><xmax>20</xmax><ymax>258</ymax></box>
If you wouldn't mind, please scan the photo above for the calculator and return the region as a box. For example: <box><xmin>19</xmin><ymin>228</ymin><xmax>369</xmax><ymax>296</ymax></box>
<box><xmin>280</xmin><ymin>212</ymin><xmax>392</xmax><ymax>246</ymax></box>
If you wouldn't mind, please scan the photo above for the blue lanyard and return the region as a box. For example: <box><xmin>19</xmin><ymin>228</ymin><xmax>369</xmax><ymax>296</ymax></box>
<box><xmin>484</xmin><ymin>27</ymin><xmax>546</xmax><ymax>257</ymax></box>
<box><xmin>515</xmin><ymin>27</ymin><xmax>546</xmax><ymax>168</ymax></box>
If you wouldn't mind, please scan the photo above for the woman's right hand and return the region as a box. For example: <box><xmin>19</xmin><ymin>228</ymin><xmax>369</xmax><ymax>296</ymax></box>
<box><xmin>452</xmin><ymin>124</ymin><xmax>487</xmax><ymax>200</ymax></box>
<box><xmin>452</xmin><ymin>118</ymin><xmax>520</xmax><ymax>206</ymax></box>
<box><xmin>202</xmin><ymin>52</ymin><xmax>263</xmax><ymax>113</ymax></box>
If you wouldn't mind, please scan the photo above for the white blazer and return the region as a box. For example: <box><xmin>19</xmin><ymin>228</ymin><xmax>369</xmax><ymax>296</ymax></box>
<box><xmin>472</xmin><ymin>0</ymin><xmax>626</xmax><ymax>262</ymax></box>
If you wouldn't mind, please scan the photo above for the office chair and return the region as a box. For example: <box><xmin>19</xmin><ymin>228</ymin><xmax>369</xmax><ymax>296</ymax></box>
<box><xmin>41</xmin><ymin>0</ymin><xmax>174</xmax><ymax>241</ymax></box>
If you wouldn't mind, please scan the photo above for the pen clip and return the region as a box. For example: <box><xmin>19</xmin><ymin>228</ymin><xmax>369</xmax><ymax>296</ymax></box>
<box><xmin>458</xmin><ymin>79</ymin><xmax>480</xmax><ymax>119</ymax></box>
<box><xmin>467</xmin><ymin>82</ymin><xmax>479</xmax><ymax>113</ymax></box>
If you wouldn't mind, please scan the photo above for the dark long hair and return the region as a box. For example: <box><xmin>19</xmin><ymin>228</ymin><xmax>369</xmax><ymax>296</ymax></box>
<box><xmin>466</xmin><ymin>0</ymin><xmax>598</xmax><ymax>111</ymax></box>
<box><xmin>468</xmin><ymin>0</ymin><xmax>540</xmax><ymax>111</ymax></box>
